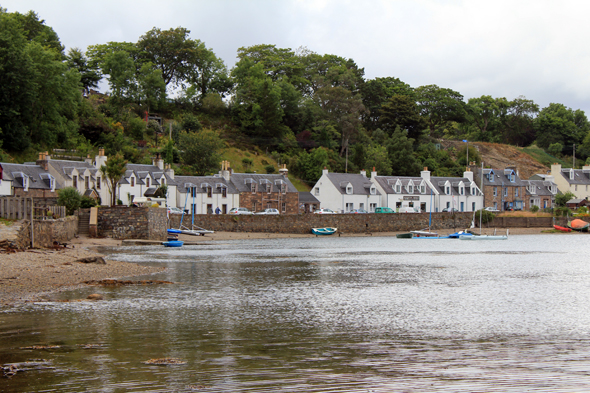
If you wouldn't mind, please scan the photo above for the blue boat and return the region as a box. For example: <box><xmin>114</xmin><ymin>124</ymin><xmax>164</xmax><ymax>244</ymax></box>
<box><xmin>163</xmin><ymin>240</ymin><xmax>184</xmax><ymax>247</ymax></box>
<box><xmin>312</xmin><ymin>227</ymin><xmax>337</xmax><ymax>235</ymax></box>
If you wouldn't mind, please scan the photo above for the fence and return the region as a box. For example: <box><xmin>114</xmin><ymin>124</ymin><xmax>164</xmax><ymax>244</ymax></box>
<box><xmin>0</xmin><ymin>197</ymin><xmax>65</xmax><ymax>220</ymax></box>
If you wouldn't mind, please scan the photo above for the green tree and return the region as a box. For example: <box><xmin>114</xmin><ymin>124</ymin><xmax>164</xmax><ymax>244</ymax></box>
<box><xmin>57</xmin><ymin>187</ymin><xmax>82</xmax><ymax>215</ymax></box>
<box><xmin>361</xmin><ymin>77</ymin><xmax>413</xmax><ymax>130</ymax></box>
<box><xmin>536</xmin><ymin>103</ymin><xmax>589</xmax><ymax>156</ymax></box>
<box><xmin>66</xmin><ymin>47</ymin><xmax>101</xmax><ymax>95</ymax></box>
<box><xmin>415</xmin><ymin>84</ymin><xmax>466</xmax><ymax>137</ymax></box>
<box><xmin>100</xmin><ymin>154</ymin><xmax>128</xmax><ymax>206</ymax></box>
<box><xmin>466</xmin><ymin>95</ymin><xmax>508</xmax><ymax>142</ymax></box>
<box><xmin>555</xmin><ymin>191</ymin><xmax>575</xmax><ymax>207</ymax></box>
<box><xmin>386</xmin><ymin>127</ymin><xmax>421</xmax><ymax>176</ymax></box>
<box><xmin>379</xmin><ymin>94</ymin><xmax>426</xmax><ymax>144</ymax></box>
<box><xmin>179</xmin><ymin>130</ymin><xmax>224</xmax><ymax>175</ymax></box>
<box><xmin>365</xmin><ymin>145</ymin><xmax>392</xmax><ymax>175</ymax></box>
<box><xmin>137</xmin><ymin>62</ymin><xmax>167</xmax><ymax>112</ymax></box>
<box><xmin>292</xmin><ymin>147</ymin><xmax>329</xmax><ymax>184</ymax></box>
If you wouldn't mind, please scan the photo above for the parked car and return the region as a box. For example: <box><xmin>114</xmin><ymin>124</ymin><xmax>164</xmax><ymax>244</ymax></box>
<box><xmin>256</xmin><ymin>208</ymin><xmax>280</xmax><ymax>215</ymax></box>
<box><xmin>398</xmin><ymin>207</ymin><xmax>418</xmax><ymax>213</ymax></box>
<box><xmin>228</xmin><ymin>207</ymin><xmax>253</xmax><ymax>215</ymax></box>
<box><xmin>442</xmin><ymin>207</ymin><xmax>459</xmax><ymax>212</ymax></box>
<box><xmin>313</xmin><ymin>208</ymin><xmax>337</xmax><ymax>214</ymax></box>
<box><xmin>167</xmin><ymin>207</ymin><xmax>184</xmax><ymax>215</ymax></box>
<box><xmin>348</xmin><ymin>208</ymin><xmax>368</xmax><ymax>214</ymax></box>
<box><xmin>484</xmin><ymin>207</ymin><xmax>500</xmax><ymax>212</ymax></box>
<box><xmin>374</xmin><ymin>207</ymin><xmax>395</xmax><ymax>213</ymax></box>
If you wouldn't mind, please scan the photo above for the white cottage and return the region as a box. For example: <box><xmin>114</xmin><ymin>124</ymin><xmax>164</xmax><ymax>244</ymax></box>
<box><xmin>311</xmin><ymin>169</ymin><xmax>380</xmax><ymax>213</ymax></box>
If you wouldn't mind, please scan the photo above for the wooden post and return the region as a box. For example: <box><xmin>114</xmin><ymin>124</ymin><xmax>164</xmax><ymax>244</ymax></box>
<box><xmin>30</xmin><ymin>198</ymin><xmax>34</xmax><ymax>248</ymax></box>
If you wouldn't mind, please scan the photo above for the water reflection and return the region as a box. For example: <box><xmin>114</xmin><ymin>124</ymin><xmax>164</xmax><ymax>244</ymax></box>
<box><xmin>2</xmin><ymin>235</ymin><xmax>590</xmax><ymax>392</ymax></box>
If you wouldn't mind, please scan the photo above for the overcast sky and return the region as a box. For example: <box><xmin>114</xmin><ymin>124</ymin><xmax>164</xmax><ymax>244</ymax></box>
<box><xmin>4</xmin><ymin>0</ymin><xmax>590</xmax><ymax>114</ymax></box>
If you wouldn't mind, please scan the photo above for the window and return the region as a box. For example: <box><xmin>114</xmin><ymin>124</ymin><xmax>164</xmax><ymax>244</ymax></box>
<box><xmin>471</xmin><ymin>186</ymin><xmax>476</xmax><ymax>196</ymax></box>
<box><xmin>222</xmin><ymin>204</ymin><xmax>227</xmax><ymax>214</ymax></box>
<box><xmin>488</xmin><ymin>173</ymin><xmax>494</xmax><ymax>182</ymax></box>
<box><xmin>493</xmin><ymin>187</ymin><xmax>497</xmax><ymax>196</ymax></box>
<box><xmin>360</xmin><ymin>203</ymin><xmax>365</xmax><ymax>210</ymax></box>
<box><xmin>472</xmin><ymin>202</ymin><xmax>476</xmax><ymax>211</ymax></box>
<box><xmin>369</xmin><ymin>203</ymin><xmax>377</xmax><ymax>212</ymax></box>
<box><xmin>281</xmin><ymin>184</ymin><xmax>287</xmax><ymax>194</ymax></box>
<box><xmin>503</xmin><ymin>188</ymin><xmax>508</xmax><ymax>197</ymax></box>
<box><xmin>346</xmin><ymin>186</ymin><xmax>352</xmax><ymax>194</ymax></box>
<box><xmin>445</xmin><ymin>186</ymin><xmax>450</xmax><ymax>195</ymax></box>
<box><xmin>131</xmin><ymin>177</ymin><xmax>135</xmax><ymax>187</ymax></box>
<box><xmin>222</xmin><ymin>188</ymin><xmax>227</xmax><ymax>198</ymax></box>
<box><xmin>446</xmin><ymin>201</ymin><xmax>450</xmax><ymax>209</ymax></box>
<box><xmin>408</xmin><ymin>185</ymin><xmax>414</xmax><ymax>194</ymax></box>
<box><xmin>395</xmin><ymin>184</ymin><xmax>401</xmax><ymax>193</ymax></box>
<box><xmin>281</xmin><ymin>202</ymin><xmax>286</xmax><ymax>213</ymax></box>
<box><xmin>190</xmin><ymin>187</ymin><xmax>197</xmax><ymax>198</ymax></box>
<box><xmin>346</xmin><ymin>203</ymin><xmax>354</xmax><ymax>211</ymax></box>
<box><xmin>73</xmin><ymin>176</ymin><xmax>78</xmax><ymax>188</ymax></box>
<box><xmin>207</xmin><ymin>204</ymin><xmax>213</xmax><ymax>214</ymax></box>
<box><xmin>85</xmin><ymin>176</ymin><xmax>89</xmax><ymax>189</ymax></box>
<box><xmin>146</xmin><ymin>178</ymin><xmax>150</xmax><ymax>188</ymax></box>
<box><xmin>515</xmin><ymin>188</ymin><xmax>519</xmax><ymax>197</ymax></box>
<box><xmin>494</xmin><ymin>202</ymin><xmax>498</xmax><ymax>210</ymax></box>
<box><xmin>253</xmin><ymin>202</ymin><xmax>258</xmax><ymax>211</ymax></box>
<box><xmin>161</xmin><ymin>178</ymin><xmax>166</xmax><ymax>185</ymax></box>
<box><xmin>314</xmin><ymin>187</ymin><xmax>320</xmax><ymax>196</ymax></box>
<box><xmin>370</xmin><ymin>187</ymin><xmax>376</xmax><ymax>195</ymax></box>
<box><xmin>420</xmin><ymin>185</ymin><xmax>426</xmax><ymax>194</ymax></box>
<box><xmin>96</xmin><ymin>176</ymin><xmax>101</xmax><ymax>190</ymax></box>
<box><xmin>207</xmin><ymin>187</ymin><xmax>212</xmax><ymax>198</ymax></box>
<box><xmin>460</xmin><ymin>202</ymin><xmax>464</xmax><ymax>212</ymax></box>
<box><xmin>459</xmin><ymin>187</ymin><xmax>464</xmax><ymax>195</ymax></box>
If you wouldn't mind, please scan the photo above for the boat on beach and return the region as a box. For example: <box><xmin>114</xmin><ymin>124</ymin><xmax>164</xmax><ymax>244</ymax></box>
<box><xmin>410</xmin><ymin>230</ymin><xmax>439</xmax><ymax>238</ymax></box>
<box><xmin>162</xmin><ymin>240</ymin><xmax>184</xmax><ymax>247</ymax></box>
<box><xmin>459</xmin><ymin>229</ymin><xmax>509</xmax><ymax>240</ymax></box>
<box><xmin>312</xmin><ymin>227</ymin><xmax>337</xmax><ymax>235</ymax></box>
<box><xmin>553</xmin><ymin>225</ymin><xmax>572</xmax><ymax>232</ymax></box>
<box><xmin>396</xmin><ymin>232</ymin><xmax>413</xmax><ymax>238</ymax></box>
<box><xmin>568</xmin><ymin>219</ymin><xmax>589</xmax><ymax>231</ymax></box>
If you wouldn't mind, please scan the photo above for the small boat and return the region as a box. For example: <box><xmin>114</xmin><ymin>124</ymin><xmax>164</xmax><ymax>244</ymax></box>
<box><xmin>553</xmin><ymin>225</ymin><xmax>572</xmax><ymax>233</ymax></box>
<box><xmin>396</xmin><ymin>233</ymin><xmax>413</xmax><ymax>239</ymax></box>
<box><xmin>447</xmin><ymin>230</ymin><xmax>473</xmax><ymax>238</ymax></box>
<box><xmin>459</xmin><ymin>234</ymin><xmax>507</xmax><ymax>240</ymax></box>
<box><xmin>162</xmin><ymin>240</ymin><xmax>184</xmax><ymax>247</ymax></box>
<box><xmin>410</xmin><ymin>230</ymin><xmax>439</xmax><ymax>238</ymax></box>
<box><xmin>312</xmin><ymin>227</ymin><xmax>337</xmax><ymax>235</ymax></box>
<box><xmin>568</xmin><ymin>219</ymin><xmax>589</xmax><ymax>231</ymax></box>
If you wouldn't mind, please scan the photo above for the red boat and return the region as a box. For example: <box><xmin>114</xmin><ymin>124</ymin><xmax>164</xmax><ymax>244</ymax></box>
<box><xmin>568</xmin><ymin>219</ymin><xmax>590</xmax><ymax>231</ymax></box>
<box><xmin>553</xmin><ymin>225</ymin><xmax>572</xmax><ymax>232</ymax></box>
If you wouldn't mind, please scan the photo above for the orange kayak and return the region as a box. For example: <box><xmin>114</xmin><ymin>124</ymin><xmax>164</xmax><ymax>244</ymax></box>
<box><xmin>553</xmin><ymin>225</ymin><xmax>572</xmax><ymax>232</ymax></box>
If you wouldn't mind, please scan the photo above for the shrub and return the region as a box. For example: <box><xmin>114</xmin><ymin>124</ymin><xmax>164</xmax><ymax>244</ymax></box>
<box><xmin>265</xmin><ymin>165</ymin><xmax>276</xmax><ymax>174</ymax></box>
<box><xmin>80</xmin><ymin>196</ymin><xmax>97</xmax><ymax>209</ymax></box>
<box><xmin>57</xmin><ymin>187</ymin><xmax>82</xmax><ymax>215</ymax></box>
<box><xmin>554</xmin><ymin>206</ymin><xmax>571</xmax><ymax>217</ymax></box>
<box><xmin>530</xmin><ymin>205</ymin><xmax>539</xmax><ymax>213</ymax></box>
<box><xmin>475</xmin><ymin>209</ymin><xmax>495</xmax><ymax>225</ymax></box>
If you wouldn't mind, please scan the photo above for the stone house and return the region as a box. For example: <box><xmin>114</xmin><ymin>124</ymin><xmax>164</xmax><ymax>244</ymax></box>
<box><xmin>312</xmin><ymin>169</ymin><xmax>380</xmax><ymax>213</ymax></box>
<box><xmin>230</xmin><ymin>171</ymin><xmax>299</xmax><ymax>214</ymax></box>
<box><xmin>525</xmin><ymin>179</ymin><xmax>558</xmax><ymax>210</ymax></box>
<box><xmin>473</xmin><ymin>166</ymin><xmax>527</xmax><ymax>211</ymax></box>
<box><xmin>549</xmin><ymin>163</ymin><xmax>590</xmax><ymax>201</ymax></box>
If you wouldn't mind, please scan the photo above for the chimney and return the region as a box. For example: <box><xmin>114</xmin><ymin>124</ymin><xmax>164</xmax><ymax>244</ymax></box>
<box><xmin>551</xmin><ymin>163</ymin><xmax>561</xmax><ymax>177</ymax></box>
<box><xmin>85</xmin><ymin>154</ymin><xmax>92</xmax><ymax>165</ymax></box>
<box><xmin>95</xmin><ymin>147</ymin><xmax>107</xmax><ymax>168</ymax></box>
<box><xmin>36</xmin><ymin>151</ymin><xmax>49</xmax><ymax>171</ymax></box>
<box><xmin>322</xmin><ymin>167</ymin><xmax>329</xmax><ymax>176</ymax></box>
<box><xmin>152</xmin><ymin>152</ymin><xmax>164</xmax><ymax>170</ymax></box>
<box><xmin>279</xmin><ymin>164</ymin><xmax>289</xmax><ymax>177</ymax></box>
<box><xmin>370</xmin><ymin>166</ymin><xmax>377</xmax><ymax>180</ymax></box>
<box><xmin>164</xmin><ymin>163</ymin><xmax>175</xmax><ymax>179</ymax></box>
<box><xmin>463</xmin><ymin>168</ymin><xmax>473</xmax><ymax>182</ymax></box>
<box><xmin>221</xmin><ymin>160</ymin><xmax>231</xmax><ymax>181</ymax></box>
<box><xmin>421</xmin><ymin>167</ymin><xmax>430</xmax><ymax>182</ymax></box>
<box><xmin>360</xmin><ymin>169</ymin><xmax>366</xmax><ymax>177</ymax></box>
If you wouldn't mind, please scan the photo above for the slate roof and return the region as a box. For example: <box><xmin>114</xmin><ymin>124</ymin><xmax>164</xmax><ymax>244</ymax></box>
<box><xmin>230</xmin><ymin>173</ymin><xmax>298</xmax><ymax>193</ymax></box>
<box><xmin>430</xmin><ymin>176</ymin><xmax>480</xmax><ymax>195</ymax></box>
<box><xmin>171</xmin><ymin>175</ymin><xmax>238</xmax><ymax>194</ymax></box>
<box><xmin>479</xmin><ymin>168</ymin><xmax>527</xmax><ymax>187</ymax></box>
<box><xmin>1</xmin><ymin>163</ymin><xmax>54</xmax><ymax>190</ymax></box>
<box><xmin>524</xmin><ymin>180</ymin><xmax>557</xmax><ymax>197</ymax></box>
<box><xmin>373</xmin><ymin>176</ymin><xmax>430</xmax><ymax>195</ymax></box>
<box><xmin>298</xmin><ymin>192</ymin><xmax>320</xmax><ymax>204</ymax></box>
<box><xmin>559</xmin><ymin>168</ymin><xmax>590</xmax><ymax>185</ymax></box>
<box><xmin>324</xmin><ymin>173</ymin><xmax>378</xmax><ymax>196</ymax></box>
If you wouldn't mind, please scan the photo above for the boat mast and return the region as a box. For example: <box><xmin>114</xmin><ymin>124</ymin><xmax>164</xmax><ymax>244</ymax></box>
<box><xmin>480</xmin><ymin>162</ymin><xmax>483</xmax><ymax>235</ymax></box>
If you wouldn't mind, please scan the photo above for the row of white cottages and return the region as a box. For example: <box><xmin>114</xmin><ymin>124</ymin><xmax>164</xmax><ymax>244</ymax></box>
<box><xmin>312</xmin><ymin>167</ymin><xmax>484</xmax><ymax>213</ymax></box>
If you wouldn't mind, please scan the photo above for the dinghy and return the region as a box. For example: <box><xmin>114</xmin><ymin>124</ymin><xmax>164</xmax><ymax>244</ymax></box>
<box><xmin>312</xmin><ymin>227</ymin><xmax>337</xmax><ymax>235</ymax></box>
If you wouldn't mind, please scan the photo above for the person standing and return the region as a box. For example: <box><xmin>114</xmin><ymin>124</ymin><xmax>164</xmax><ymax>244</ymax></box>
<box><xmin>215</xmin><ymin>206</ymin><xmax>221</xmax><ymax>214</ymax></box>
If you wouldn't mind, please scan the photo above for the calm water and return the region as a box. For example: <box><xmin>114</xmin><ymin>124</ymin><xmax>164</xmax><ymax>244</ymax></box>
<box><xmin>2</xmin><ymin>234</ymin><xmax>590</xmax><ymax>392</ymax></box>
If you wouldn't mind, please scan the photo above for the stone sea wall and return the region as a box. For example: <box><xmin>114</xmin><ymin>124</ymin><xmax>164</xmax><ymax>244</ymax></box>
<box><xmin>97</xmin><ymin>207</ymin><xmax>167</xmax><ymax>240</ymax></box>
<box><xmin>33</xmin><ymin>216</ymin><xmax>78</xmax><ymax>248</ymax></box>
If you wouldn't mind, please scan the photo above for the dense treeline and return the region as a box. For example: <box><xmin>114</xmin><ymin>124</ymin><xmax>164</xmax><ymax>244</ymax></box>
<box><xmin>2</xmin><ymin>7</ymin><xmax>590</xmax><ymax>186</ymax></box>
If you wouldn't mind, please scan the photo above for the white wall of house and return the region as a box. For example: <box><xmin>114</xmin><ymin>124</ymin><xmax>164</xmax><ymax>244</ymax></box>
<box><xmin>0</xmin><ymin>179</ymin><xmax>12</xmax><ymax>196</ymax></box>
<box><xmin>551</xmin><ymin>164</ymin><xmax>590</xmax><ymax>200</ymax></box>
<box><xmin>311</xmin><ymin>171</ymin><xmax>344</xmax><ymax>212</ymax></box>
<box><xmin>176</xmin><ymin>189</ymin><xmax>239</xmax><ymax>214</ymax></box>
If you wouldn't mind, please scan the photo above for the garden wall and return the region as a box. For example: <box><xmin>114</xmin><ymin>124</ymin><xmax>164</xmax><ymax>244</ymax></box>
<box><xmin>33</xmin><ymin>216</ymin><xmax>78</xmax><ymax>248</ymax></box>
<box><xmin>96</xmin><ymin>207</ymin><xmax>167</xmax><ymax>240</ymax></box>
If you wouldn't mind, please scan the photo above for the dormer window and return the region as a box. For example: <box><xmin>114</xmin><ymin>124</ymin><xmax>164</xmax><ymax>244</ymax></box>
<box><xmin>23</xmin><ymin>176</ymin><xmax>29</xmax><ymax>192</ymax></box>
<box><xmin>459</xmin><ymin>187</ymin><xmax>464</xmax><ymax>195</ymax></box>
<box><xmin>570</xmin><ymin>170</ymin><xmax>574</xmax><ymax>180</ymax></box>
<box><xmin>488</xmin><ymin>173</ymin><xmax>494</xmax><ymax>182</ymax></box>
<box><xmin>420</xmin><ymin>185</ymin><xmax>426</xmax><ymax>194</ymax></box>
<box><xmin>446</xmin><ymin>186</ymin><xmax>450</xmax><ymax>195</ymax></box>
<box><xmin>395</xmin><ymin>183</ymin><xmax>401</xmax><ymax>193</ymax></box>
<box><xmin>370</xmin><ymin>186</ymin><xmax>376</xmax><ymax>195</ymax></box>
<box><xmin>346</xmin><ymin>185</ymin><xmax>352</xmax><ymax>194</ymax></box>
<box><xmin>146</xmin><ymin>178</ymin><xmax>150</xmax><ymax>188</ymax></box>
<box><xmin>471</xmin><ymin>186</ymin><xmax>476</xmax><ymax>196</ymax></box>
<box><xmin>131</xmin><ymin>177</ymin><xmax>135</xmax><ymax>187</ymax></box>
<box><xmin>207</xmin><ymin>186</ymin><xmax>212</xmax><ymax>198</ymax></box>
<box><xmin>408</xmin><ymin>185</ymin><xmax>414</xmax><ymax>194</ymax></box>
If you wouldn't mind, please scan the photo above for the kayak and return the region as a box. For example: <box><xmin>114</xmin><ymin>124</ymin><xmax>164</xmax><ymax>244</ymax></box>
<box><xmin>553</xmin><ymin>225</ymin><xmax>572</xmax><ymax>232</ymax></box>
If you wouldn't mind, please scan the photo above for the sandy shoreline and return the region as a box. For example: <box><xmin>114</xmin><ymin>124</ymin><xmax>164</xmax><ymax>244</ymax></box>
<box><xmin>0</xmin><ymin>227</ymin><xmax>563</xmax><ymax>307</ymax></box>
